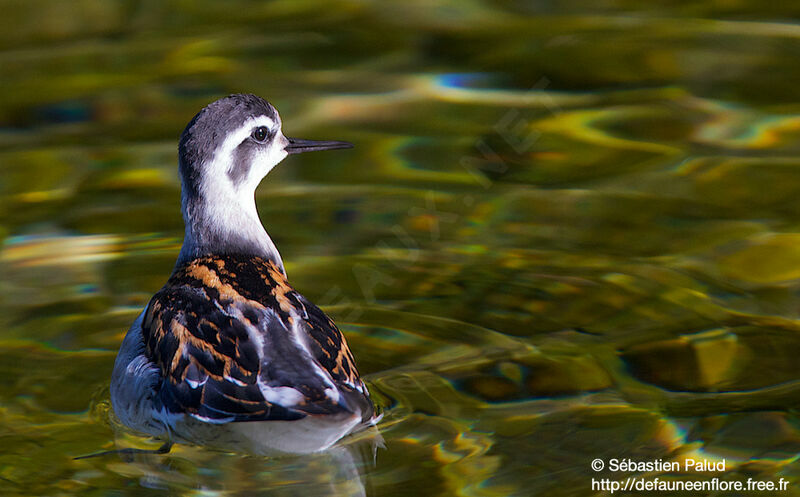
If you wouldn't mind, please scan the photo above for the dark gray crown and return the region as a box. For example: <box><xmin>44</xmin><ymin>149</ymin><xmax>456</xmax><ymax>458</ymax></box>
<box><xmin>178</xmin><ymin>94</ymin><xmax>279</xmax><ymax>195</ymax></box>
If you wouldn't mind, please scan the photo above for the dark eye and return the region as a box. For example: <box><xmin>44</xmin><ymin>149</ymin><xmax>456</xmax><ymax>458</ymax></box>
<box><xmin>252</xmin><ymin>126</ymin><xmax>269</xmax><ymax>142</ymax></box>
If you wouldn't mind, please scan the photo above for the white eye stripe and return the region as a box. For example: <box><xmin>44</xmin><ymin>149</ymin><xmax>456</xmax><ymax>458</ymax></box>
<box><xmin>243</xmin><ymin>116</ymin><xmax>277</xmax><ymax>138</ymax></box>
<box><xmin>213</xmin><ymin>116</ymin><xmax>278</xmax><ymax>167</ymax></box>
<box><xmin>248</xmin><ymin>115</ymin><xmax>276</xmax><ymax>132</ymax></box>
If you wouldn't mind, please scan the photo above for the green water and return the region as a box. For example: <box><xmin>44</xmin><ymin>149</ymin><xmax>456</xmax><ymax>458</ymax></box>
<box><xmin>3</xmin><ymin>1</ymin><xmax>800</xmax><ymax>495</ymax></box>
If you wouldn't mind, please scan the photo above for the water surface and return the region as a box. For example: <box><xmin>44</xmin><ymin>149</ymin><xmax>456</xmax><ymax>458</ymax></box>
<box><xmin>3</xmin><ymin>1</ymin><xmax>800</xmax><ymax>495</ymax></box>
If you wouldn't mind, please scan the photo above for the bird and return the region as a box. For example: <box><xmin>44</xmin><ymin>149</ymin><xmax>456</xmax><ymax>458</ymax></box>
<box><xmin>109</xmin><ymin>94</ymin><xmax>377</xmax><ymax>456</ymax></box>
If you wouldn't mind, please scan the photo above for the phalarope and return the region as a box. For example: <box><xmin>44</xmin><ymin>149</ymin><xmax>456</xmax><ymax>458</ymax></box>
<box><xmin>110</xmin><ymin>94</ymin><xmax>376</xmax><ymax>455</ymax></box>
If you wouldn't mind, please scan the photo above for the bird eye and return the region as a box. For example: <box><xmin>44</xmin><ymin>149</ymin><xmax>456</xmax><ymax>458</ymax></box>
<box><xmin>252</xmin><ymin>126</ymin><xmax>269</xmax><ymax>142</ymax></box>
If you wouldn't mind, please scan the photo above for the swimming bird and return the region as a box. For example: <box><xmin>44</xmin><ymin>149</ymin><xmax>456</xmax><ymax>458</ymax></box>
<box><xmin>110</xmin><ymin>94</ymin><xmax>376</xmax><ymax>455</ymax></box>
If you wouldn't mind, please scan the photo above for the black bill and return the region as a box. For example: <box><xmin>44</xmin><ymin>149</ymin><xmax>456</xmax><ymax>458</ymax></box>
<box><xmin>285</xmin><ymin>137</ymin><xmax>353</xmax><ymax>154</ymax></box>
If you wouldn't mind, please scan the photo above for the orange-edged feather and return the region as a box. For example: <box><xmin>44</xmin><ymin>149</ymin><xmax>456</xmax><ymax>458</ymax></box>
<box><xmin>141</xmin><ymin>255</ymin><xmax>373</xmax><ymax>423</ymax></box>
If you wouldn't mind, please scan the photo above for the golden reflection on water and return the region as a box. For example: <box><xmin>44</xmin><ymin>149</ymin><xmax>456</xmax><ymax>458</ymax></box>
<box><xmin>4</xmin><ymin>1</ymin><xmax>800</xmax><ymax>495</ymax></box>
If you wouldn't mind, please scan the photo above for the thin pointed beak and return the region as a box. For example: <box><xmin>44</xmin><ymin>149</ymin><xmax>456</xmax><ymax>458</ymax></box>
<box><xmin>285</xmin><ymin>137</ymin><xmax>353</xmax><ymax>154</ymax></box>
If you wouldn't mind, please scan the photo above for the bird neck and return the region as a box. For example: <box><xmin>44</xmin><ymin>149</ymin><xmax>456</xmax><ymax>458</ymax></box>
<box><xmin>176</xmin><ymin>185</ymin><xmax>285</xmax><ymax>275</ymax></box>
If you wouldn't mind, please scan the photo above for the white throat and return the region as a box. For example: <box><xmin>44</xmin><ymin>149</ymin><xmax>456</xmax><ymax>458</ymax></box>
<box><xmin>177</xmin><ymin>184</ymin><xmax>284</xmax><ymax>274</ymax></box>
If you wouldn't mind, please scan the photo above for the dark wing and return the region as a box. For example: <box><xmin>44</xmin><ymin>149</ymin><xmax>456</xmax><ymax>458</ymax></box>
<box><xmin>141</xmin><ymin>256</ymin><xmax>371</xmax><ymax>423</ymax></box>
<box><xmin>292</xmin><ymin>293</ymin><xmax>375</xmax><ymax>422</ymax></box>
<box><xmin>142</xmin><ymin>283</ymin><xmax>304</xmax><ymax>422</ymax></box>
<box><xmin>294</xmin><ymin>293</ymin><xmax>363</xmax><ymax>389</ymax></box>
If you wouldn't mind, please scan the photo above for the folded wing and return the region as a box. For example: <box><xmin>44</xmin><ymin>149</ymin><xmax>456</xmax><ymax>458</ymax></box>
<box><xmin>141</xmin><ymin>256</ymin><xmax>372</xmax><ymax>424</ymax></box>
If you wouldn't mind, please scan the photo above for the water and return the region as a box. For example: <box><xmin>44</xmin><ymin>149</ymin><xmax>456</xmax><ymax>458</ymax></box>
<box><xmin>3</xmin><ymin>1</ymin><xmax>800</xmax><ymax>495</ymax></box>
